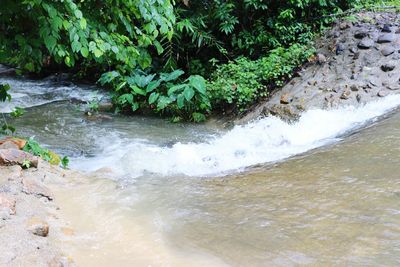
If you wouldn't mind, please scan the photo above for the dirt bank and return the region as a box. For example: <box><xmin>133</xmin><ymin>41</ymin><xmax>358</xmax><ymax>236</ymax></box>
<box><xmin>0</xmin><ymin>160</ymin><xmax>79</xmax><ymax>267</ymax></box>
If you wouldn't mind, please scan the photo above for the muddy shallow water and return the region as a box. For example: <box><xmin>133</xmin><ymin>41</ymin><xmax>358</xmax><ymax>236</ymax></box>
<box><xmin>2</xmin><ymin>75</ymin><xmax>400</xmax><ymax>266</ymax></box>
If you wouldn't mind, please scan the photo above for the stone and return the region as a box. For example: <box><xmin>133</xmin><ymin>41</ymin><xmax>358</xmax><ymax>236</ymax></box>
<box><xmin>356</xmin><ymin>94</ymin><xmax>362</xmax><ymax>103</ymax></box>
<box><xmin>339</xmin><ymin>22</ymin><xmax>352</xmax><ymax>30</ymax></box>
<box><xmin>381</xmin><ymin>46</ymin><xmax>395</xmax><ymax>56</ymax></box>
<box><xmin>336</xmin><ymin>43</ymin><xmax>345</xmax><ymax>55</ymax></box>
<box><xmin>0</xmin><ymin>141</ymin><xmax>19</xmax><ymax>150</ymax></box>
<box><xmin>27</xmin><ymin>217</ymin><xmax>49</xmax><ymax>237</ymax></box>
<box><xmin>280</xmin><ymin>93</ymin><xmax>292</xmax><ymax>104</ymax></box>
<box><xmin>22</xmin><ymin>177</ymin><xmax>53</xmax><ymax>200</ymax></box>
<box><xmin>354</xmin><ymin>31</ymin><xmax>368</xmax><ymax>39</ymax></box>
<box><xmin>340</xmin><ymin>89</ymin><xmax>351</xmax><ymax>100</ymax></box>
<box><xmin>358</xmin><ymin>38</ymin><xmax>374</xmax><ymax>49</ymax></box>
<box><xmin>377</xmin><ymin>90</ymin><xmax>388</xmax><ymax>97</ymax></box>
<box><xmin>377</xmin><ymin>33</ymin><xmax>395</xmax><ymax>43</ymax></box>
<box><xmin>97</xmin><ymin>102</ymin><xmax>113</xmax><ymax>112</ymax></box>
<box><xmin>0</xmin><ymin>149</ymin><xmax>38</xmax><ymax>168</ymax></box>
<box><xmin>0</xmin><ymin>193</ymin><xmax>16</xmax><ymax>216</ymax></box>
<box><xmin>350</xmin><ymin>85</ymin><xmax>359</xmax><ymax>91</ymax></box>
<box><xmin>0</xmin><ymin>137</ymin><xmax>27</xmax><ymax>150</ymax></box>
<box><xmin>382</xmin><ymin>24</ymin><xmax>391</xmax><ymax>33</ymax></box>
<box><xmin>381</xmin><ymin>63</ymin><xmax>396</xmax><ymax>72</ymax></box>
<box><xmin>316</xmin><ymin>53</ymin><xmax>327</xmax><ymax>64</ymax></box>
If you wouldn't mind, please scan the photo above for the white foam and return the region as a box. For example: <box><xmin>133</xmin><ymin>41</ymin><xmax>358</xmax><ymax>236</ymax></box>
<box><xmin>73</xmin><ymin>94</ymin><xmax>400</xmax><ymax>178</ymax></box>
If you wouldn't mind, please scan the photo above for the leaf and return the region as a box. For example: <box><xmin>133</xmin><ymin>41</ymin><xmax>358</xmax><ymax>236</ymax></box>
<box><xmin>80</xmin><ymin>18</ymin><xmax>87</xmax><ymax>29</ymax></box>
<box><xmin>146</xmin><ymin>80</ymin><xmax>161</xmax><ymax>93</ymax></box>
<box><xmin>160</xmin><ymin>69</ymin><xmax>185</xmax><ymax>82</ymax></box>
<box><xmin>167</xmin><ymin>84</ymin><xmax>186</xmax><ymax>96</ymax></box>
<box><xmin>157</xmin><ymin>96</ymin><xmax>173</xmax><ymax>110</ymax></box>
<box><xmin>80</xmin><ymin>47</ymin><xmax>89</xmax><ymax>58</ymax></box>
<box><xmin>44</xmin><ymin>35</ymin><xmax>57</xmax><ymax>52</ymax></box>
<box><xmin>118</xmin><ymin>93</ymin><xmax>133</xmax><ymax>105</ymax></box>
<box><xmin>131</xmin><ymin>102</ymin><xmax>139</xmax><ymax>112</ymax></box>
<box><xmin>132</xmin><ymin>74</ymin><xmax>155</xmax><ymax>88</ymax></box>
<box><xmin>130</xmin><ymin>85</ymin><xmax>146</xmax><ymax>96</ymax></box>
<box><xmin>187</xmin><ymin>75</ymin><xmax>206</xmax><ymax>94</ymax></box>
<box><xmin>192</xmin><ymin>112</ymin><xmax>206</xmax><ymax>122</ymax></box>
<box><xmin>183</xmin><ymin>87</ymin><xmax>195</xmax><ymax>101</ymax></box>
<box><xmin>74</xmin><ymin>9</ymin><xmax>83</xmax><ymax>19</ymax></box>
<box><xmin>94</xmin><ymin>49</ymin><xmax>103</xmax><ymax>58</ymax></box>
<box><xmin>177</xmin><ymin>94</ymin><xmax>185</xmax><ymax>109</ymax></box>
<box><xmin>148</xmin><ymin>92</ymin><xmax>159</xmax><ymax>104</ymax></box>
<box><xmin>71</xmin><ymin>40</ymin><xmax>82</xmax><ymax>52</ymax></box>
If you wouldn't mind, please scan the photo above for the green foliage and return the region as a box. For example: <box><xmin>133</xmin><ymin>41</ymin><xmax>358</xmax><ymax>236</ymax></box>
<box><xmin>208</xmin><ymin>44</ymin><xmax>316</xmax><ymax>112</ymax></box>
<box><xmin>22</xmin><ymin>159</ymin><xmax>31</xmax><ymax>169</ymax></box>
<box><xmin>61</xmin><ymin>156</ymin><xmax>70</xmax><ymax>169</ymax></box>
<box><xmin>0</xmin><ymin>83</ymin><xmax>16</xmax><ymax>134</ymax></box>
<box><xmin>23</xmin><ymin>137</ymin><xmax>66</xmax><ymax>167</ymax></box>
<box><xmin>10</xmin><ymin>107</ymin><xmax>25</xmax><ymax>118</ymax></box>
<box><xmin>99</xmin><ymin>69</ymin><xmax>210</xmax><ymax>121</ymax></box>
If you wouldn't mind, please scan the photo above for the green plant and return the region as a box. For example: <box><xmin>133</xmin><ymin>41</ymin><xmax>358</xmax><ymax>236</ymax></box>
<box><xmin>99</xmin><ymin>69</ymin><xmax>210</xmax><ymax>121</ymax></box>
<box><xmin>208</xmin><ymin>43</ymin><xmax>316</xmax><ymax>112</ymax></box>
<box><xmin>23</xmin><ymin>137</ymin><xmax>65</xmax><ymax>167</ymax></box>
<box><xmin>22</xmin><ymin>159</ymin><xmax>31</xmax><ymax>169</ymax></box>
<box><xmin>10</xmin><ymin>107</ymin><xmax>25</xmax><ymax>118</ymax></box>
<box><xmin>0</xmin><ymin>83</ymin><xmax>16</xmax><ymax>135</ymax></box>
<box><xmin>61</xmin><ymin>156</ymin><xmax>69</xmax><ymax>169</ymax></box>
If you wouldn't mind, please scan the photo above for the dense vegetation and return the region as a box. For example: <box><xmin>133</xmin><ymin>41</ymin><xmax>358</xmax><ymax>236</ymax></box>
<box><xmin>0</xmin><ymin>0</ymin><xmax>396</xmax><ymax>121</ymax></box>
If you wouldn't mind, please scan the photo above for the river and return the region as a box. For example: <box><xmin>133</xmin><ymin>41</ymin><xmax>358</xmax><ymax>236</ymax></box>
<box><xmin>1</xmin><ymin>75</ymin><xmax>400</xmax><ymax>266</ymax></box>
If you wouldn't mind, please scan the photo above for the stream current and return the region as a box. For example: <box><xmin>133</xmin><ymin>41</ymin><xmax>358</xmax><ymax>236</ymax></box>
<box><xmin>1</xmin><ymin>75</ymin><xmax>400</xmax><ymax>266</ymax></box>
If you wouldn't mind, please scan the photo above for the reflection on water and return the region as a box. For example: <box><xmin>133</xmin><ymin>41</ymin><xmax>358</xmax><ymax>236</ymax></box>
<box><xmin>53</xmin><ymin>111</ymin><xmax>400</xmax><ymax>266</ymax></box>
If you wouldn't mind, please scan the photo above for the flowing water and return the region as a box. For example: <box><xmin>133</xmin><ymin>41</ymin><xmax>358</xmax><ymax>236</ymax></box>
<box><xmin>1</xmin><ymin>74</ymin><xmax>400</xmax><ymax>266</ymax></box>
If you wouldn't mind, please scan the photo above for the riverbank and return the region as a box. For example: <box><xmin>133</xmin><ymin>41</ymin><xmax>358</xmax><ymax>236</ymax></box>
<box><xmin>0</xmin><ymin>159</ymin><xmax>78</xmax><ymax>266</ymax></box>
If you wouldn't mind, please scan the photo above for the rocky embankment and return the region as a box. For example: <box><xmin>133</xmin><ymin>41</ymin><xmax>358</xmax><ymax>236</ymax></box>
<box><xmin>0</xmin><ymin>138</ymin><xmax>76</xmax><ymax>267</ymax></box>
<box><xmin>238</xmin><ymin>11</ymin><xmax>400</xmax><ymax>123</ymax></box>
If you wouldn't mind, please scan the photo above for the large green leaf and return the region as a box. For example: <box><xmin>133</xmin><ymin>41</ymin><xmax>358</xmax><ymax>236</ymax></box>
<box><xmin>160</xmin><ymin>69</ymin><xmax>185</xmax><ymax>82</ymax></box>
<box><xmin>183</xmin><ymin>87</ymin><xmax>195</xmax><ymax>101</ymax></box>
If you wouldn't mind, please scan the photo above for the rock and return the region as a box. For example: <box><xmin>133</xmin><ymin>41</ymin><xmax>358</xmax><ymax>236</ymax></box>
<box><xmin>382</xmin><ymin>24</ymin><xmax>391</xmax><ymax>33</ymax></box>
<box><xmin>377</xmin><ymin>33</ymin><xmax>395</xmax><ymax>43</ymax></box>
<box><xmin>356</xmin><ymin>94</ymin><xmax>362</xmax><ymax>103</ymax></box>
<box><xmin>350</xmin><ymin>85</ymin><xmax>359</xmax><ymax>91</ymax></box>
<box><xmin>354</xmin><ymin>31</ymin><xmax>368</xmax><ymax>39</ymax></box>
<box><xmin>27</xmin><ymin>217</ymin><xmax>49</xmax><ymax>237</ymax></box>
<box><xmin>0</xmin><ymin>141</ymin><xmax>19</xmax><ymax>150</ymax></box>
<box><xmin>340</xmin><ymin>89</ymin><xmax>351</xmax><ymax>100</ymax></box>
<box><xmin>0</xmin><ymin>137</ymin><xmax>27</xmax><ymax>150</ymax></box>
<box><xmin>22</xmin><ymin>177</ymin><xmax>53</xmax><ymax>200</ymax></box>
<box><xmin>336</xmin><ymin>43</ymin><xmax>345</xmax><ymax>55</ymax></box>
<box><xmin>97</xmin><ymin>102</ymin><xmax>113</xmax><ymax>112</ymax></box>
<box><xmin>381</xmin><ymin>46</ymin><xmax>395</xmax><ymax>56</ymax></box>
<box><xmin>280</xmin><ymin>93</ymin><xmax>292</xmax><ymax>104</ymax></box>
<box><xmin>358</xmin><ymin>38</ymin><xmax>374</xmax><ymax>49</ymax></box>
<box><xmin>339</xmin><ymin>22</ymin><xmax>352</xmax><ymax>30</ymax></box>
<box><xmin>316</xmin><ymin>53</ymin><xmax>327</xmax><ymax>64</ymax></box>
<box><xmin>0</xmin><ymin>193</ymin><xmax>16</xmax><ymax>217</ymax></box>
<box><xmin>381</xmin><ymin>63</ymin><xmax>396</xmax><ymax>72</ymax></box>
<box><xmin>349</xmin><ymin>47</ymin><xmax>358</xmax><ymax>54</ymax></box>
<box><xmin>0</xmin><ymin>149</ymin><xmax>38</xmax><ymax>168</ymax></box>
<box><xmin>377</xmin><ymin>90</ymin><xmax>388</xmax><ymax>97</ymax></box>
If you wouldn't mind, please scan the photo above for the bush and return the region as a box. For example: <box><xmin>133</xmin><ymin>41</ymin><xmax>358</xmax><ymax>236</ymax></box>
<box><xmin>208</xmin><ymin>44</ymin><xmax>316</xmax><ymax>112</ymax></box>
